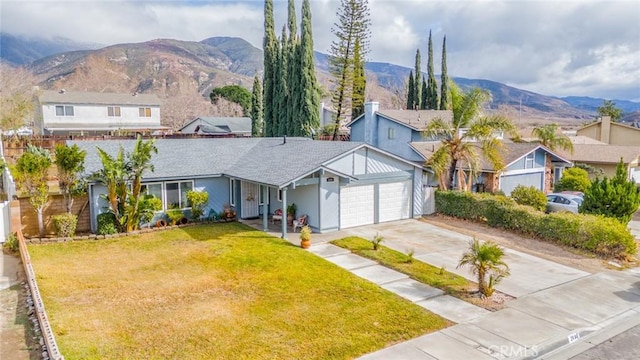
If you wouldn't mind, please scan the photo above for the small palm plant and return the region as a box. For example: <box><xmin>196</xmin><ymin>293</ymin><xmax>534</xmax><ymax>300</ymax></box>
<box><xmin>457</xmin><ymin>237</ymin><xmax>510</xmax><ymax>297</ymax></box>
<box><xmin>371</xmin><ymin>233</ymin><xmax>384</xmax><ymax>250</ymax></box>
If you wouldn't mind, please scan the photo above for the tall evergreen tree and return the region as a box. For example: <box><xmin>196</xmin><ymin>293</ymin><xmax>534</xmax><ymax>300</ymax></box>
<box><xmin>406</xmin><ymin>70</ymin><xmax>415</xmax><ymax>110</ymax></box>
<box><xmin>351</xmin><ymin>37</ymin><xmax>366</xmax><ymax>120</ymax></box>
<box><xmin>421</xmin><ymin>79</ymin><xmax>428</xmax><ymax>110</ymax></box>
<box><xmin>439</xmin><ymin>35</ymin><xmax>450</xmax><ymax>110</ymax></box>
<box><xmin>426</xmin><ymin>30</ymin><xmax>439</xmax><ymax>109</ymax></box>
<box><xmin>295</xmin><ymin>0</ymin><xmax>320</xmax><ymax>137</ymax></box>
<box><xmin>251</xmin><ymin>74</ymin><xmax>263</xmax><ymax>136</ymax></box>
<box><xmin>263</xmin><ymin>0</ymin><xmax>277</xmax><ymax>136</ymax></box>
<box><xmin>329</xmin><ymin>0</ymin><xmax>371</xmax><ymax>140</ymax></box>
<box><xmin>414</xmin><ymin>49</ymin><xmax>422</xmax><ymax>109</ymax></box>
<box><xmin>276</xmin><ymin>27</ymin><xmax>289</xmax><ymax>136</ymax></box>
<box><xmin>271</xmin><ymin>38</ymin><xmax>282</xmax><ymax>135</ymax></box>
<box><xmin>285</xmin><ymin>0</ymin><xmax>299</xmax><ymax>135</ymax></box>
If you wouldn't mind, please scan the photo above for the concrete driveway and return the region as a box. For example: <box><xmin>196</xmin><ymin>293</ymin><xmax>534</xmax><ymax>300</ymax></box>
<box><xmin>337</xmin><ymin>219</ymin><xmax>589</xmax><ymax>298</ymax></box>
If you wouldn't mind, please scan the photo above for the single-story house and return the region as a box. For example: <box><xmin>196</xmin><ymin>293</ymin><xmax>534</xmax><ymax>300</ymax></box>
<box><xmin>558</xmin><ymin>144</ymin><xmax>640</xmax><ymax>184</ymax></box>
<box><xmin>410</xmin><ymin>142</ymin><xmax>573</xmax><ymax>195</ymax></box>
<box><xmin>70</xmin><ymin>137</ymin><xmax>425</xmax><ymax>238</ymax></box>
<box><xmin>179</xmin><ymin>117</ymin><xmax>252</xmax><ymax>137</ymax></box>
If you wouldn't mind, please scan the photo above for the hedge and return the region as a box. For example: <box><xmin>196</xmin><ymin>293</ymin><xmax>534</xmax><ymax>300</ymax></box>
<box><xmin>435</xmin><ymin>190</ymin><xmax>637</xmax><ymax>258</ymax></box>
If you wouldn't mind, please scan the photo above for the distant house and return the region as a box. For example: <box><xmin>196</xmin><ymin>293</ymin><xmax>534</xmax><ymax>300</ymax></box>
<box><xmin>35</xmin><ymin>90</ymin><xmax>167</xmax><ymax>136</ymax></box>
<box><xmin>577</xmin><ymin>116</ymin><xmax>640</xmax><ymax>146</ymax></box>
<box><xmin>72</xmin><ymin>137</ymin><xmax>425</xmax><ymax>236</ymax></box>
<box><xmin>349</xmin><ymin>102</ymin><xmax>572</xmax><ymax>197</ymax></box>
<box><xmin>179</xmin><ymin>117</ymin><xmax>252</xmax><ymax>137</ymax></box>
<box><xmin>558</xmin><ymin>144</ymin><xmax>640</xmax><ymax>184</ymax></box>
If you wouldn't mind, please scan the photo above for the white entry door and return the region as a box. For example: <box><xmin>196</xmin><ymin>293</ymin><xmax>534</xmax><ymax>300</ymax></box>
<box><xmin>378</xmin><ymin>181</ymin><xmax>411</xmax><ymax>222</ymax></box>
<box><xmin>340</xmin><ymin>185</ymin><xmax>374</xmax><ymax>229</ymax></box>
<box><xmin>240</xmin><ymin>182</ymin><xmax>260</xmax><ymax>218</ymax></box>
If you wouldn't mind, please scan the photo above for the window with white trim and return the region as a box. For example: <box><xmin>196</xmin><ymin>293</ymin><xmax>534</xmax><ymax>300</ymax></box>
<box><xmin>229</xmin><ymin>179</ymin><xmax>236</xmax><ymax>206</ymax></box>
<box><xmin>165</xmin><ymin>181</ymin><xmax>193</xmax><ymax>209</ymax></box>
<box><xmin>388</xmin><ymin>127</ymin><xmax>396</xmax><ymax>139</ymax></box>
<box><xmin>55</xmin><ymin>105</ymin><xmax>74</xmax><ymax>116</ymax></box>
<box><xmin>525</xmin><ymin>153</ymin><xmax>535</xmax><ymax>169</ymax></box>
<box><xmin>139</xmin><ymin>107</ymin><xmax>152</xmax><ymax>117</ymax></box>
<box><xmin>107</xmin><ymin>106</ymin><xmax>121</xmax><ymax>117</ymax></box>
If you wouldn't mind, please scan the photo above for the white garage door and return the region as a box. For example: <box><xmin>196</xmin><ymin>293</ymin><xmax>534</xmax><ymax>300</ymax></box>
<box><xmin>378</xmin><ymin>181</ymin><xmax>412</xmax><ymax>222</ymax></box>
<box><xmin>340</xmin><ymin>185</ymin><xmax>374</xmax><ymax>229</ymax></box>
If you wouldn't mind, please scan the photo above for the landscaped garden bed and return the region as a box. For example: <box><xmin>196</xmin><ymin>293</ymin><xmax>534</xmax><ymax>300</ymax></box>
<box><xmin>28</xmin><ymin>223</ymin><xmax>449</xmax><ymax>359</ymax></box>
<box><xmin>331</xmin><ymin>236</ymin><xmax>514</xmax><ymax>311</ymax></box>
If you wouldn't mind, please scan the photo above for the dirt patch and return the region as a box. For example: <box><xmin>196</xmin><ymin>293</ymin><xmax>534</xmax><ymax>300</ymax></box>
<box><xmin>421</xmin><ymin>214</ymin><xmax>622</xmax><ymax>274</ymax></box>
<box><xmin>0</xmin><ymin>255</ymin><xmax>40</xmax><ymax>360</ymax></box>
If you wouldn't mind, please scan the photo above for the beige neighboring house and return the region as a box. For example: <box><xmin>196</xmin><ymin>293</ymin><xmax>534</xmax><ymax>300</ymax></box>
<box><xmin>577</xmin><ymin>116</ymin><xmax>640</xmax><ymax>146</ymax></box>
<box><xmin>558</xmin><ymin>144</ymin><xmax>640</xmax><ymax>184</ymax></box>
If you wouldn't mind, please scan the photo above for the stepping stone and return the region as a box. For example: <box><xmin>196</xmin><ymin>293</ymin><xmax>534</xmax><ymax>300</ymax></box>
<box><xmin>323</xmin><ymin>253</ymin><xmax>377</xmax><ymax>270</ymax></box>
<box><xmin>416</xmin><ymin>295</ymin><xmax>490</xmax><ymax>323</ymax></box>
<box><xmin>381</xmin><ymin>278</ymin><xmax>444</xmax><ymax>302</ymax></box>
<box><xmin>351</xmin><ymin>265</ymin><xmax>408</xmax><ymax>285</ymax></box>
<box><xmin>308</xmin><ymin>243</ymin><xmax>350</xmax><ymax>258</ymax></box>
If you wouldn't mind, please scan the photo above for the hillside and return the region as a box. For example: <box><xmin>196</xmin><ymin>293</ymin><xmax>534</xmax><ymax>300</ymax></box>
<box><xmin>3</xmin><ymin>33</ymin><xmax>639</xmax><ymax>129</ymax></box>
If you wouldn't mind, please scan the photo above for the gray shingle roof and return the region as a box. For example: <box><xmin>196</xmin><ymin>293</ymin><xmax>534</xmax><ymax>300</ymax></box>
<box><xmin>557</xmin><ymin>144</ymin><xmax>640</xmax><ymax>164</ymax></box>
<box><xmin>69</xmin><ymin>137</ymin><xmax>364</xmax><ymax>187</ymax></box>
<box><xmin>39</xmin><ymin>90</ymin><xmax>161</xmax><ymax>106</ymax></box>
<box><xmin>376</xmin><ymin>110</ymin><xmax>453</xmax><ymax>131</ymax></box>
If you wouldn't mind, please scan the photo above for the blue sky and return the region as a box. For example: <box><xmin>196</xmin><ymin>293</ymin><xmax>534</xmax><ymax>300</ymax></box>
<box><xmin>1</xmin><ymin>0</ymin><xmax>639</xmax><ymax>101</ymax></box>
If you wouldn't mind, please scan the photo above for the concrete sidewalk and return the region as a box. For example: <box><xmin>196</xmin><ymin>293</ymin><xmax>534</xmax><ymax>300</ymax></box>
<box><xmin>1</xmin><ymin>252</ymin><xmax>20</xmax><ymax>291</ymax></box>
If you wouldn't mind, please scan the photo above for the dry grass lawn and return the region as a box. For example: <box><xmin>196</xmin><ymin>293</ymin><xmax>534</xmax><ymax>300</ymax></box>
<box><xmin>28</xmin><ymin>223</ymin><xmax>448</xmax><ymax>359</ymax></box>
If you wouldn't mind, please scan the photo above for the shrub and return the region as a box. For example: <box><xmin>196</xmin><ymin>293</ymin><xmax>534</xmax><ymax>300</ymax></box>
<box><xmin>510</xmin><ymin>185</ymin><xmax>547</xmax><ymax>212</ymax></box>
<box><xmin>52</xmin><ymin>213</ymin><xmax>78</xmax><ymax>238</ymax></box>
<box><xmin>554</xmin><ymin>167</ymin><xmax>591</xmax><ymax>192</ymax></box>
<box><xmin>435</xmin><ymin>190</ymin><xmax>636</xmax><ymax>258</ymax></box>
<box><xmin>97</xmin><ymin>212</ymin><xmax>118</xmax><ymax>235</ymax></box>
<box><xmin>3</xmin><ymin>232</ymin><xmax>19</xmax><ymax>253</ymax></box>
<box><xmin>371</xmin><ymin>233</ymin><xmax>384</xmax><ymax>250</ymax></box>
<box><xmin>186</xmin><ymin>190</ymin><xmax>209</xmax><ymax>220</ymax></box>
<box><xmin>166</xmin><ymin>209</ymin><xmax>184</xmax><ymax>225</ymax></box>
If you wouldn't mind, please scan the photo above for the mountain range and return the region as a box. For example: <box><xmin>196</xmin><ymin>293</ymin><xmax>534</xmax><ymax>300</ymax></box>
<box><xmin>2</xmin><ymin>33</ymin><xmax>638</xmax><ymax>128</ymax></box>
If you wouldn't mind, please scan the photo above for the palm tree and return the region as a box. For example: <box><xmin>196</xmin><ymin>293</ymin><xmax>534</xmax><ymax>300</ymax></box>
<box><xmin>457</xmin><ymin>238</ymin><xmax>510</xmax><ymax>297</ymax></box>
<box><xmin>531</xmin><ymin>124</ymin><xmax>574</xmax><ymax>153</ymax></box>
<box><xmin>126</xmin><ymin>136</ymin><xmax>157</xmax><ymax>232</ymax></box>
<box><xmin>424</xmin><ymin>84</ymin><xmax>515</xmax><ymax>190</ymax></box>
<box><xmin>90</xmin><ymin>146</ymin><xmax>129</xmax><ymax>232</ymax></box>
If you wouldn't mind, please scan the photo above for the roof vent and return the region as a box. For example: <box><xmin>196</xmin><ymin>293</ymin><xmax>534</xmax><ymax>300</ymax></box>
<box><xmin>133</xmin><ymin>91</ymin><xmax>138</xmax><ymax>96</ymax></box>
<box><xmin>59</xmin><ymin>89</ymin><xmax>65</xmax><ymax>94</ymax></box>
<box><xmin>283</xmin><ymin>135</ymin><xmax>287</xmax><ymax>144</ymax></box>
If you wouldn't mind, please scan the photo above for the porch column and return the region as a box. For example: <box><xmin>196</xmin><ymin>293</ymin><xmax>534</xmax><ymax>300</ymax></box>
<box><xmin>262</xmin><ymin>185</ymin><xmax>268</xmax><ymax>231</ymax></box>
<box><xmin>281</xmin><ymin>187</ymin><xmax>288</xmax><ymax>239</ymax></box>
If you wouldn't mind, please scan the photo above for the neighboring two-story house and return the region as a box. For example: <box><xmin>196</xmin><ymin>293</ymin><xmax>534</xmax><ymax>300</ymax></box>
<box><xmin>577</xmin><ymin>116</ymin><xmax>640</xmax><ymax>146</ymax></box>
<box><xmin>35</xmin><ymin>90</ymin><xmax>167</xmax><ymax>136</ymax></box>
<box><xmin>348</xmin><ymin>102</ymin><xmax>572</xmax><ymax>198</ymax></box>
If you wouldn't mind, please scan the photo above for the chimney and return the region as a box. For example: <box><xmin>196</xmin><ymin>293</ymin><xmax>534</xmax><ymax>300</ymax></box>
<box><xmin>601</xmin><ymin>116</ymin><xmax>611</xmax><ymax>144</ymax></box>
<box><xmin>364</xmin><ymin>101</ymin><xmax>379</xmax><ymax>146</ymax></box>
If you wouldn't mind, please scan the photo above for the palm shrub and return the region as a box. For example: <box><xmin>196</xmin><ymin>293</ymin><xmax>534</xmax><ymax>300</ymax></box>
<box><xmin>166</xmin><ymin>209</ymin><xmax>184</xmax><ymax>225</ymax></box>
<box><xmin>554</xmin><ymin>167</ymin><xmax>590</xmax><ymax>192</ymax></box>
<box><xmin>580</xmin><ymin>159</ymin><xmax>640</xmax><ymax>224</ymax></box>
<box><xmin>510</xmin><ymin>185</ymin><xmax>547</xmax><ymax>212</ymax></box>
<box><xmin>457</xmin><ymin>238</ymin><xmax>510</xmax><ymax>297</ymax></box>
<box><xmin>52</xmin><ymin>213</ymin><xmax>78</xmax><ymax>238</ymax></box>
<box><xmin>186</xmin><ymin>190</ymin><xmax>209</xmax><ymax>220</ymax></box>
<box><xmin>371</xmin><ymin>233</ymin><xmax>384</xmax><ymax>250</ymax></box>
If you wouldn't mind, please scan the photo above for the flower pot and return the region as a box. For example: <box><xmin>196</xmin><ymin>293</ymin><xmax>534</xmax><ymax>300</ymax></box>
<box><xmin>179</xmin><ymin>217</ymin><xmax>189</xmax><ymax>225</ymax></box>
<box><xmin>300</xmin><ymin>239</ymin><xmax>311</xmax><ymax>249</ymax></box>
<box><xmin>156</xmin><ymin>219</ymin><xmax>167</xmax><ymax>228</ymax></box>
<box><xmin>287</xmin><ymin>214</ymin><xmax>294</xmax><ymax>226</ymax></box>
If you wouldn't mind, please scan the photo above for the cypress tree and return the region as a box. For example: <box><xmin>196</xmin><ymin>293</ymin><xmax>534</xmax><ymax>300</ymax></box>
<box><xmin>351</xmin><ymin>37</ymin><xmax>366</xmax><ymax>120</ymax></box>
<box><xmin>296</xmin><ymin>0</ymin><xmax>320</xmax><ymax>137</ymax></box>
<box><xmin>263</xmin><ymin>0</ymin><xmax>277</xmax><ymax>136</ymax></box>
<box><xmin>439</xmin><ymin>35</ymin><xmax>450</xmax><ymax>110</ymax></box>
<box><xmin>286</xmin><ymin>0</ymin><xmax>298</xmax><ymax>135</ymax></box>
<box><xmin>421</xmin><ymin>79</ymin><xmax>428</xmax><ymax>110</ymax></box>
<box><xmin>406</xmin><ymin>70</ymin><xmax>415</xmax><ymax>110</ymax></box>
<box><xmin>251</xmin><ymin>74</ymin><xmax>263</xmax><ymax>136</ymax></box>
<box><xmin>276</xmin><ymin>27</ymin><xmax>289</xmax><ymax>136</ymax></box>
<box><xmin>272</xmin><ymin>34</ymin><xmax>283</xmax><ymax>135</ymax></box>
<box><xmin>414</xmin><ymin>49</ymin><xmax>421</xmax><ymax>109</ymax></box>
<box><xmin>426</xmin><ymin>30</ymin><xmax>439</xmax><ymax>109</ymax></box>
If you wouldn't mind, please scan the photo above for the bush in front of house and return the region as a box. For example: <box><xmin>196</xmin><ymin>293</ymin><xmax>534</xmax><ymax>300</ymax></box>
<box><xmin>97</xmin><ymin>212</ymin><xmax>118</xmax><ymax>235</ymax></box>
<box><xmin>3</xmin><ymin>232</ymin><xmax>19</xmax><ymax>253</ymax></box>
<box><xmin>510</xmin><ymin>185</ymin><xmax>547</xmax><ymax>212</ymax></box>
<box><xmin>186</xmin><ymin>190</ymin><xmax>209</xmax><ymax>220</ymax></box>
<box><xmin>52</xmin><ymin>213</ymin><xmax>78</xmax><ymax>238</ymax></box>
<box><xmin>554</xmin><ymin>167</ymin><xmax>591</xmax><ymax>193</ymax></box>
<box><xmin>435</xmin><ymin>190</ymin><xmax>636</xmax><ymax>258</ymax></box>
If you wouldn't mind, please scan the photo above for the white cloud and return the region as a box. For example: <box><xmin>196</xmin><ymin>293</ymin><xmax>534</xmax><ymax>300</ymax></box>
<box><xmin>1</xmin><ymin>0</ymin><xmax>639</xmax><ymax>100</ymax></box>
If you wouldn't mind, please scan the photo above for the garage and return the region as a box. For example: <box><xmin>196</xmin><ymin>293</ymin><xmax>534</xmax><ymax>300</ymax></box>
<box><xmin>499</xmin><ymin>172</ymin><xmax>544</xmax><ymax>196</ymax></box>
<box><xmin>378</xmin><ymin>181</ymin><xmax>412</xmax><ymax>222</ymax></box>
<box><xmin>340</xmin><ymin>185</ymin><xmax>374</xmax><ymax>229</ymax></box>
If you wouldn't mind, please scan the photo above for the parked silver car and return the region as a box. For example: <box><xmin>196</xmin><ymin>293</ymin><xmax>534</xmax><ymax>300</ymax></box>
<box><xmin>546</xmin><ymin>193</ymin><xmax>583</xmax><ymax>213</ymax></box>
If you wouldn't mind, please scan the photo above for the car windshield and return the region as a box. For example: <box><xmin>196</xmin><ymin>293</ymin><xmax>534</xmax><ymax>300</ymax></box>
<box><xmin>572</xmin><ymin>197</ymin><xmax>583</xmax><ymax>205</ymax></box>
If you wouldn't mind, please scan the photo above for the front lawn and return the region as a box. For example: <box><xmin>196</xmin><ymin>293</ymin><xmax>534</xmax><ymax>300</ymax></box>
<box><xmin>28</xmin><ymin>223</ymin><xmax>448</xmax><ymax>359</ymax></box>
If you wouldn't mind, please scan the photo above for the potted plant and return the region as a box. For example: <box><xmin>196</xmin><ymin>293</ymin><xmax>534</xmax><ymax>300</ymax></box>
<box><xmin>287</xmin><ymin>203</ymin><xmax>297</xmax><ymax>226</ymax></box>
<box><xmin>300</xmin><ymin>225</ymin><xmax>312</xmax><ymax>249</ymax></box>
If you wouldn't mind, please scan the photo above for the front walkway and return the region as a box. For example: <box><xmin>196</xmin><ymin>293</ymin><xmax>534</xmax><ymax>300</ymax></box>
<box><xmin>242</xmin><ymin>219</ymin><xmax>640</xmax><ymax>359</ymax></box>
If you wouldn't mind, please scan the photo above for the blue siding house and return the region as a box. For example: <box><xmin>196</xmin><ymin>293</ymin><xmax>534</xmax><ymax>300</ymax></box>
<box><xmin>349</xmin><ymin>102</ymin><xmax>572</xmax><ymax>197</ymax></box>
<box><xmin>72</xmin><ymin>137</ymin><xmax>424</xmax><ymax>238</ymax></box>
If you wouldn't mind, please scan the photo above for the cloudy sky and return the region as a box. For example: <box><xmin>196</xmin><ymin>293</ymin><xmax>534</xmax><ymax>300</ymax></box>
<box><xmin>2</xmin><ymin>0</ymin><xmax>639</xmax><ymax>101</ymax></box>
